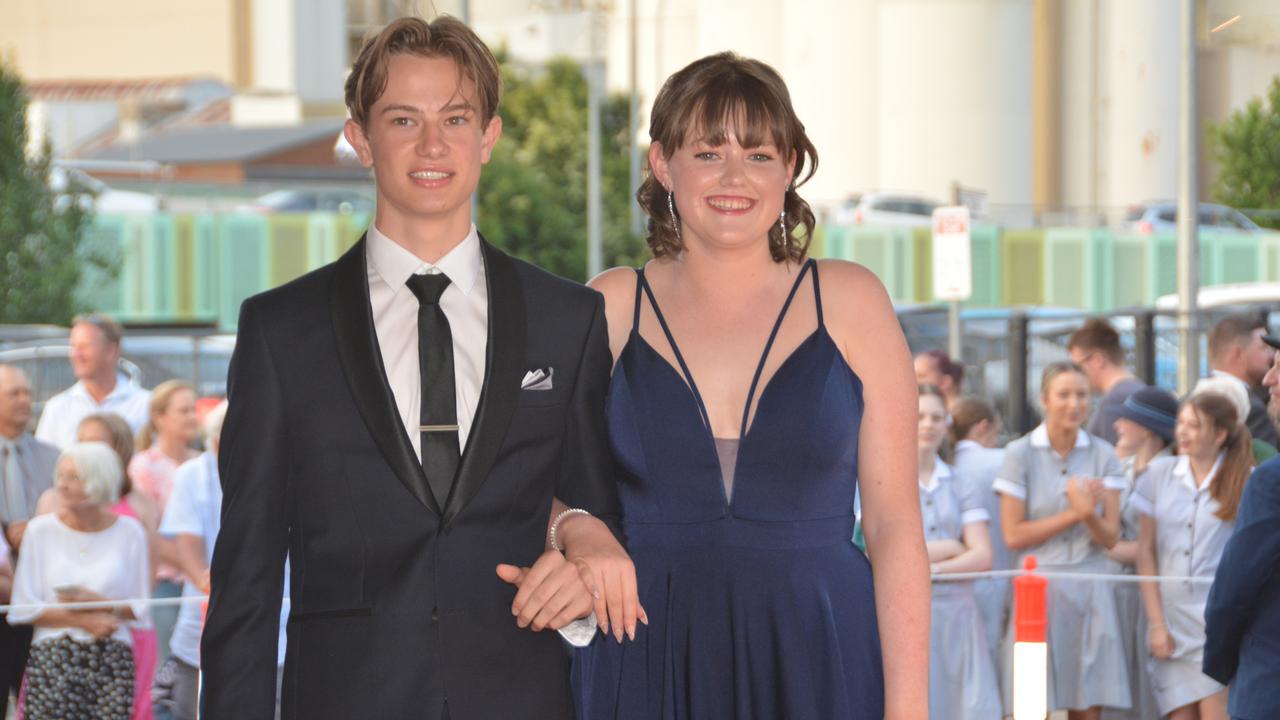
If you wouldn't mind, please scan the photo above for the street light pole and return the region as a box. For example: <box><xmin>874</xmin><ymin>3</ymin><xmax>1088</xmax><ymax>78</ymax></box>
<box><xmin>1176</xmin><ymin>0</ymin><xmax>1199</xmax><ymax>395</ymax></box>
<box><xmin>587</xmin><ymin>8</ymin><xmax>604</xmax><ymax>278</ymax></box>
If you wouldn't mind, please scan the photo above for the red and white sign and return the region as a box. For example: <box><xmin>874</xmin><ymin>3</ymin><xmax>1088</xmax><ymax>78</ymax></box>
<box><xmin>931</xmin><ymin>206</ymin><xmax>972</xmax><ymax>302</ymax></box>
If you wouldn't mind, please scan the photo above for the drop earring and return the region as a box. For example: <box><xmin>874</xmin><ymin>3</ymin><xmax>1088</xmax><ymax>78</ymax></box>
<box><xmin>668</xmin><ymin>190</ymin><xmax>680</xmax><ymax>241</ymax></box>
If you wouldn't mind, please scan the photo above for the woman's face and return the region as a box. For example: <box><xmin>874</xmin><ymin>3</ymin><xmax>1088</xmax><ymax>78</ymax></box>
<box><xmin>54</xmin><ymin>456</ymin><xmax>93</xmax><ymax>511</ymax></box>
<box><xmin>651</xmin><ymin>125</ymin><xmax>793</xmax><ymax>253</ymax></box>
<box><xmin>918</xmin><ymin>393</ymin><xmax>948</xmax><ymax>456</ymax></box>
<box><xmin>1042</xmin><ymin>370</ymin><xmax>1090</xmax><ymax>430</ymax></box>
<box><xmin>1176</xmin><ymin>404</ymin><xmax>1226</xmax><ymax>460</ymax></box>
<box><xmin>1112</xmin><ymin>417</ymin><xmax>1155</xmax><ymax>459</ymax></box>
<box><xmin>157</xmin><ymin>389</ymin><xmax>199</xmax><ymax>444</ymax></box>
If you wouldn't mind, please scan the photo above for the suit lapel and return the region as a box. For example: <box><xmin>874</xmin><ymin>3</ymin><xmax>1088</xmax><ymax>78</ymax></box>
<box><xmin>329</xmin><ymin>237</ymin><xmax>441</xmax><ymax>515</ymax></box>
<box><xmin>443</xmin><ymin>236</ymin><xmax>525</xmax><ymax>524</ymax></box>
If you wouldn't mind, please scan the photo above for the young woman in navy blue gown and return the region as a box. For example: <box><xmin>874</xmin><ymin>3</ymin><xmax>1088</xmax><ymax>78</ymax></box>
<box><xmin>570</xmin><ymin>52</ymin><xmax>930</xmax><ymax>719</ymax></box>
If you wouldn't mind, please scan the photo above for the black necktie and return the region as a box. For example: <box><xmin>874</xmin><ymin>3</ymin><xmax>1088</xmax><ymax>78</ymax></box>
<box><xmin>405</xmin><ymin>272</ymin><xmax>459</xmax><ymax>508</ymax></box>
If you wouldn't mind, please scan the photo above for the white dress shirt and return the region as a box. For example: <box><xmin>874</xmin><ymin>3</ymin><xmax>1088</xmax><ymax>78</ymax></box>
<box><xmin>366</xmin><ymin>223</ymin><xmax>488</xmax><ymax>457</ymax></box>
<box><xmin>35</xmin><ymin>376</ymin><xmax>151</xmax><ymax>449</ymax></box>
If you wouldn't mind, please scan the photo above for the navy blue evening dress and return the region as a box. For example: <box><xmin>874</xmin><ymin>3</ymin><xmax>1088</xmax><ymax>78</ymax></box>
<box><xmin>575</xmin><ymin>260</ymin><xmax>885</xmax><ymax>719</ymax></box>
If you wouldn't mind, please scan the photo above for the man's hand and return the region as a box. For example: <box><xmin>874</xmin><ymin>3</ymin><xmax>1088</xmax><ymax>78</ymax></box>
<box><xmin>496</xmin><ymin>550</ymin><xmax>595</xmax><ymax>633</ymax></box>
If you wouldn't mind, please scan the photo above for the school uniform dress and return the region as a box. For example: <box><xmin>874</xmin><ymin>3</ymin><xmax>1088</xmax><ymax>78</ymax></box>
<box><xmin>952</xmin><ymin>439</ymin><xmax>1010</xmax><ymax>703</ymax></box>
<box><xmin>1131</xmin><ymin>455</ymin><xmax>1233</xmax><ymax>714</ymax></box>
<box><xmin>921</xmin><ymin>460</ymin><xmax>1002</xmax><ymax>720</ymax></box>
<box><xmin>1104</xmin><ymin>452</ymin><xmax>1168</xmax><ymax>720</ymax></box>
<box><xmin>993</xmin><ymin>426</ymin><xmax>1131</xmax><ymax>712</ymax></box>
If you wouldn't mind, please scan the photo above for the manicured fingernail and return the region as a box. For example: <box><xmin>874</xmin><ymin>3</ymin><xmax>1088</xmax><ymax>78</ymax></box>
<box><xmin>601</xmin><ymin>620</ymin><xmax>609</xmax><ymax>634</ymax></box>
<box><xmin>628</xmin><ymin>624</ymin><xmax>635</xmax><ymax>641</ymax></box>
<box><xmin>640</xmin><ymin>611</ymin><xmax>649</xmax><ymax>626</ymax></box>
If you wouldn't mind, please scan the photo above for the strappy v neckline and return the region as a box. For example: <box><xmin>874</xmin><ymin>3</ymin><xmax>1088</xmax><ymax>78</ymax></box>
<box><xmin>635</xmin><ymin>259</ymin><xmax>817</xmax><ymax>442</ymax></box>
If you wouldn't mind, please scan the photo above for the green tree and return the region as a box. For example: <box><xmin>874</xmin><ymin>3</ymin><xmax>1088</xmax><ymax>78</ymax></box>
<box><xmin>478</xmin><ymin>53</ymin><xmax>648</xmax><ymax>281</ymax></box>
<box><xmin>0</xmin><ymin>62</ymin><xmax>113</xmax><ymax>323</ymax></box>
<box><xmin>1208</xmin><ymin>76</ymin><xmax>1280</xmax><ymax>229</ymax></box>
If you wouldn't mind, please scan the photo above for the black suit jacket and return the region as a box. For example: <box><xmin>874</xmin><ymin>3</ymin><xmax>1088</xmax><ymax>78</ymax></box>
<box><xmin>1204</xmin><ymin>456</ymin><xmax>1280</xmax><ymax>720</ymax></box>
<box><xmin>1246</xmin><ymin>386</ymin><xmax>1279</xmax><ymax>449</ymax></box>
<box><xmin>202</xmin><ymin>236</ymin><xmax>618</xmax><ymax>719</ymax></box>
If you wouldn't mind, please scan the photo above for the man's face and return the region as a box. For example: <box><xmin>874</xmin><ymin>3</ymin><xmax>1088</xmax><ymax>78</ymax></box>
<box><xmin>913</xmin><ymin>355</ymin><xmax>941</xmax><ymax>388</ymax></box>
<box><xmin>1067</xmin><ymin>346</ymin><xmax>1102</xmax><ymax>392</ymax></box>
<box><xmin>68</xmin><ymin>322</ymin><xmax>118</xmax><ymax>381</ymax></box>
<box><xmin>1264</xmin><ymin>350</ymin><xmax>1280</xmax><ymax>427</ymax></box>
<box><xmin>0</xmin><ymin>368</ymin><xmax>32</xmax><ymax>433</ymax></box>
<box><xmin>1243</xmin><ymin>328</ymin><xmax>1275</xmax><ymax>386</ymax></box>
<box><xmin>344</xmin><ymin>53</ymin><xmax>502</xmax><ymax>240</ymax></box>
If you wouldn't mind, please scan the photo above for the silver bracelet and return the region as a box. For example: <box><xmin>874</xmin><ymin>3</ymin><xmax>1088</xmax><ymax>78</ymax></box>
<box><xmin>548</xmin><ymin>507</ymin><xmax>591</xmax><ymax>552</ymax></box>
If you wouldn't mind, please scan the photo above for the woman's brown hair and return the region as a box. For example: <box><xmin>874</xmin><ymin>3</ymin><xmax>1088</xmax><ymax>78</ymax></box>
<box><xmin>950</xmin><ymin>395</ymin><xmax>998</xmax><ymax>448</ymax></box>
<box><xmin>344</xmin><ymin>15</ymin><xmax>502</xmax><ymax>129</ymax></box>
<box><xmin>1184</xmin><ymin>392</ymin><xmax>1253</xmax><ymax>521</ymax></box>
<box><xmin>137</xmin><ymin>380</ymin><xmax>195</xmax><ymax>451</ymax></box>
<box><xmin>78</xmin><ymin>413</ymin><xmax>135</xmax><ymax>495</ymax></box>
<box><xmin>639</xmin><ymin>52</ymin><xmax>818</xmax><ymax>263</ymax></box>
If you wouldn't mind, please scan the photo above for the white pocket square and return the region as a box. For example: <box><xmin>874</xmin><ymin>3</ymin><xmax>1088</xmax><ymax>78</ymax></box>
<box><xmin>521</xmin><ymin>367</ymin><xmax>554</xmax><ymax>391</ymax></box>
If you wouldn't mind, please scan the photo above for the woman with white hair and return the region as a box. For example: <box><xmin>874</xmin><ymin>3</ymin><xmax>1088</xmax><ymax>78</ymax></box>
<box><xmin>8</xmin><ymin>442</ymin><xmax>150</xmax><ymax>720</ymax></box>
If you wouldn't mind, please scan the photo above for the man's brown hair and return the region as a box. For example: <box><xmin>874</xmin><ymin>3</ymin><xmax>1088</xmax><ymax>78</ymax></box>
<box><xmin>1208</xmin><ymin>314</ymin><xmax>1265</xmax><ymax>363</ymax></box>
<box><xmin>344</xmin><ymin>15</ymin><xmax>501</xmax><ymax>129</ymax></box>
<box><xmin>1067</xmin><ymin>318</ymin><xmax>1124</xmax><ymax>365</ymax></box>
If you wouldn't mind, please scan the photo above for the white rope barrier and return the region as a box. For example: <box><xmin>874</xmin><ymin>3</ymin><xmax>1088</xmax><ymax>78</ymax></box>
<box><xmin>0</xmin><ymin>567</ymin><xmax>1214</xmax><ymax>615</ymax></box>
<box><xmin>932</xmin><ymin>568</ymin><xmax>1214</xmax><ymax>584</ymax></box>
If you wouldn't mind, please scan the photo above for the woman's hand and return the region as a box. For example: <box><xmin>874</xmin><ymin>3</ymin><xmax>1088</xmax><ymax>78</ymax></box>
<box><xmin>1065</xmin><ymin>477</ymin><xmax>1096</xmax><ymax>520</ymax></box>
<box><xmin>1148</xmin><ymin>623</ymin><xmax>1174</xmax><ymax>660</ymax></box>
<box><xmin>77</xmin><ymin>611</ymin><xmax>119</xmax><ymax>639</ymax></box>
<box><xmin>563</xmin><ymin>523</ymin><xmax>646</xmax><ymax>643</ymax></box>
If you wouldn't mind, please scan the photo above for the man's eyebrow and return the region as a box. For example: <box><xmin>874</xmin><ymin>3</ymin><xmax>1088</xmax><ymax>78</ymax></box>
<box><xmin>441</xmin><ymin>101</ymin><xmax>475</xmax><ymax>114</ymax></box>
<box><xmin>380</xmin><ymin>104</ymin><xmax>422</xmax><ymax>115</ymax></box>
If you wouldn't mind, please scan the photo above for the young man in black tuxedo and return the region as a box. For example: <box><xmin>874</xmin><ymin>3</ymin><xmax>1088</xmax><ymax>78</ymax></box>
<box><xmin>201</xmin><ymin>16</ymin><xmax>633</xmax><ymax>719</ymax></box>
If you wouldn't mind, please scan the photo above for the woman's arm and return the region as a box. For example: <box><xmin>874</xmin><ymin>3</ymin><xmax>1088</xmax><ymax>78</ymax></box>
<box><xmin>932</xmin><ymin>522</ymin><xmax>993</xmax><ymax>574</ymax></box>
<box><xmin>1106</xmin><ymin>539</ymin><xmax>1138</xmax><ymax>565</ymax></box>
<box><xmin>1079</xmin><ymin>487</ymin><xmax>1121</xmax><ymax>550</ymax></box>
<box><xmin>827</xmin><ymin>261</ymin><xmax>929</xmax><ymax>719</ymax></box>
<box><xmin>926</xmin><ymin>538</ymin><xmax>965</xmax><ymax>563</ymax></box>
<box><xmin>1000</xmin><ymin>493</ymin><xmax>1079</xmax><ymax>550</ymax></box>
<box><xmin>1136</xmin><ymin>514</ymin><xmax>1173</xmax><ymax>659</ymax></box>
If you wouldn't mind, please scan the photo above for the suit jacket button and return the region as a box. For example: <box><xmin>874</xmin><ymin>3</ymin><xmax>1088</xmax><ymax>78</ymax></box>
<box><xmin>431</xmin><ymin>607</ymin><xmax>439</xmax><ymax>621</ymax></box>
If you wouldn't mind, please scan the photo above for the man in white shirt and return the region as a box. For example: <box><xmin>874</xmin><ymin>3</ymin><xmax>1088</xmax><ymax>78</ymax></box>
<box><xmin>1208</xmin><ymin>314</ymin><xmax>1278</xmax><ymax>448</ymax></box>
<box><xmin>34</xmin><ymin>314</ymin><xmax>151</xmax><ymax>449</ymax></box>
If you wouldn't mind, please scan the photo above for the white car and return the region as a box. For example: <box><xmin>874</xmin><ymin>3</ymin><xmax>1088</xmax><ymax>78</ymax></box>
<box><xmin>49</xmin><ymin>167</ymin><xmax>162</xmax><ymax>214</ymax></box>
<box><xmin>834</xmin><ymin>192</ymin><xmax>942</xmax><ymax>228</ymax></box>
<box><xmin>1125</xmin><ymin>201</ymin><xmax>1263</xmax><ymax>234</ymax></box>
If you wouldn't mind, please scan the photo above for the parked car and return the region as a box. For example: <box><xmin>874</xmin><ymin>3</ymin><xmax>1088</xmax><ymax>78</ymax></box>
<box><xmin>50</xmin><ymin>166</ymin><xmax>163</xmax><ymax>214</ymax></box>
<box><xmin>1125</xmin><ymin>201</ymin><xmax>1263</xmax><ymax>234</ymax></box>
<box><xmin>244</xmin><ymin>188</ymin><xmax>374</xmax><ymax>214</ymax></box>
<box><xmin>0</xmin><ymin>333</ymin><xmax>235</xmax><ymax>424</ymax></box>
<box><xmin>833</xmin><ymin>191</ymin><xmax>942</xmax><ymax>228</ymax></box>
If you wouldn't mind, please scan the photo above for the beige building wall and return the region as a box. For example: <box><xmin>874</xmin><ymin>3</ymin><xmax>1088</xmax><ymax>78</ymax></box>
<box><xmin>0</xmin><ymin>0</ymin><xmax>239</xmax><ymax>83</ymax></box>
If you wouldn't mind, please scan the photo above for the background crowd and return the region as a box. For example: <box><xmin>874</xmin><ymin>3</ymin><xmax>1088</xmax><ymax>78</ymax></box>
<box><xmin>0</xmin><ymin>307</ymin><xmax>1277</xmax><ymax>719</ymax></box>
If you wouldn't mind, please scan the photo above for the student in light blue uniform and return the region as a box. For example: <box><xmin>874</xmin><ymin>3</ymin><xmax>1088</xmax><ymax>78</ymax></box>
<box><xmin>995</xmin><ymin>362</ymin><xmax>1130</xmax><ymax>720</ymax></box>
<box><xmin>918</xmin><ymin>386</ymin><xmax>1001</xmax><ymax>720</ymax></box>
<box><xmin>1103</xmin><ymin>386</ymin><xmax>1176</xmax><ymax>720</ymax></box>
<box><xmin>949</xmin><ymin>395</ymin><xmax>1010</xmax><ymax>700</ymax></box>
<box><xmin>1136</xmin><ymin>392</ymin><xmax>1252</xmax><ymax>720</ymax></box>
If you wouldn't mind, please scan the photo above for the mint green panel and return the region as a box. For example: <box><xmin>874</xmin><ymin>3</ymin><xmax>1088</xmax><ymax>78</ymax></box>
<box><xmin>819</xmin><ymin>225</ymin><xmax>846</xmax><ymax>261</ymax></box>
<box><xmin>1148</xmin><ymin>233</ymin><xmax>1178</xmax><ymax>299</ymax></box>
<box><xmin>1002</xmin><ymin>230</ymin><xmax>1045</xmax><ymax>306</ymax></box>
<box><xmin>1044</xmin><ymin>229</ymin><xmax>1088</xmax><ymax>309</ymax></box>
<box><xmin>192</xmin><ymin>215</ymin><xmax>219</xmax><ymax>321</ymax></box>
<box><xmin>146</xmin><ymin>215</ymin><xmax>177</xmax><ymax>317</ymax></box>
<box><xmin>966</xmin><ymin>225</ymin><xmax>1001</xmax><ymax>307</ymax></box>
<box><xmin>218</xmin><ymin>215</ymin><xmax>270</xmax><ymax>329</ymax></box>
<box><xmin>846</xmin><ymin>228</ymin><xmax>891</xmax><ymax>295</ymax></box>
<box><xmin>1263</xmin><ymin>234</ymin><xmax>1280</xmax><ymax>282</ymax></box>
<box><xmin>1207</xmin><ymin>232</ymin><xmax>1263</xmax><ymax>285</ymax></box>
<box><xmin>77</xmin><ymin>215</ymin><xmax>128</xmax><ymax>316</ymax></box>
<box><xmin>1111</xmin><ymin>234</ymin><xmax>1149</xmax><ymax>308</ymax></box>
<box><xmin>172</xmin><ymin>215</ymin><xmax>196</xmax><ymax>318</ymax></box>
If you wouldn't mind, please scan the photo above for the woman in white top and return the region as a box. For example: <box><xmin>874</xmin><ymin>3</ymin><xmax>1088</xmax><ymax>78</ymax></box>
<box><xmin>1104</xmin><ymin>385</ymin><xmax>1177</xmax><ymax>720</ymax></box>
<box><xmin>918</xmin><ymin>385</ymin><xmax>1001</xmax><ymax>720</ymax></box>
<box><xmin>1135</xmin><ymin>392</ymin><xmax>1252</xmax><ymax>720</ymax></box>
<box><xmin>995</xmin><ymin>361</ymin><xmax>1129</xmax><ymax>719</ymax></box>
<box><xmin>8</xmin><ymin>442</ymin><xmax>150</xmax><ymax>720</ymax></box>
